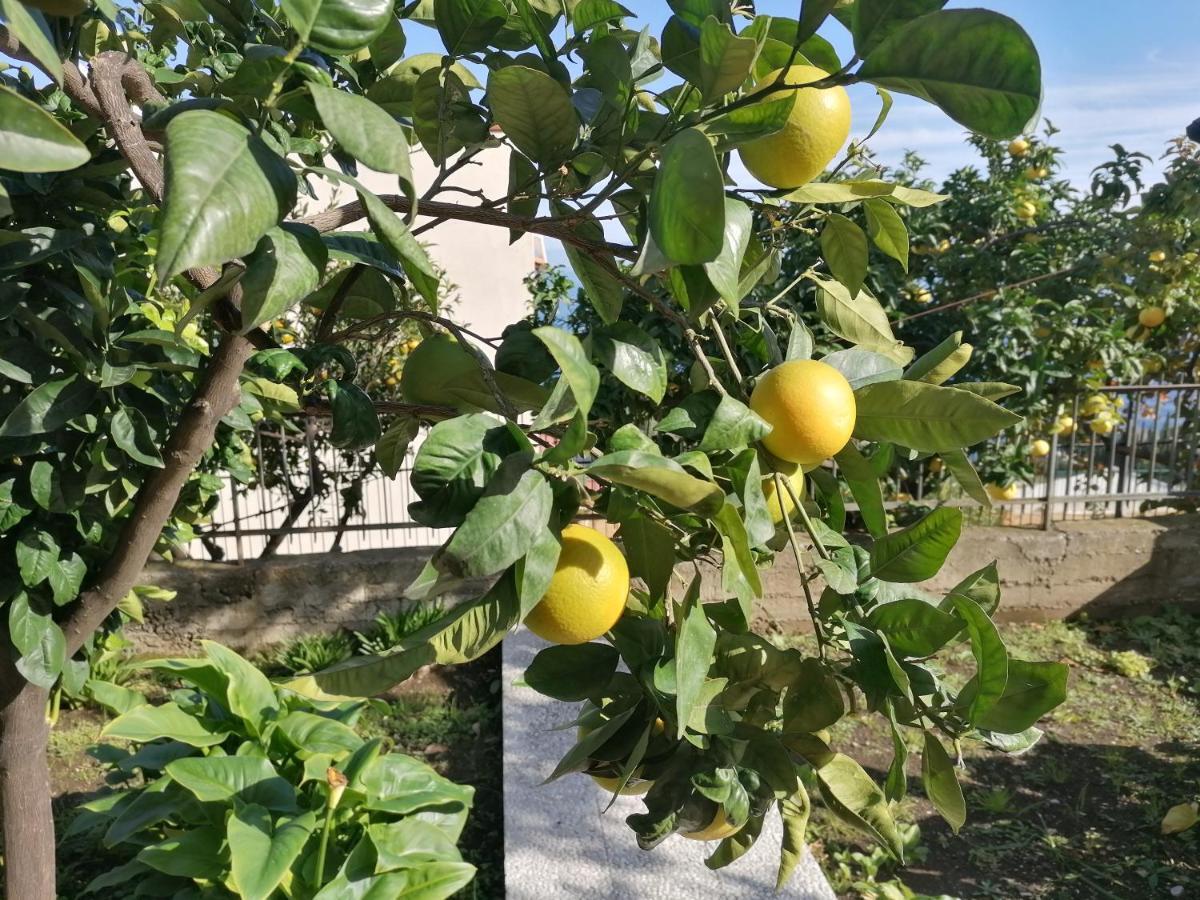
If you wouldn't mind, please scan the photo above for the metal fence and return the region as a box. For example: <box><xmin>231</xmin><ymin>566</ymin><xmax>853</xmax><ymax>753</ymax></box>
<box><xmin>193</xmin><ymin>382</ymin><xmax>1200</xmax><ymax>561</ymax></box>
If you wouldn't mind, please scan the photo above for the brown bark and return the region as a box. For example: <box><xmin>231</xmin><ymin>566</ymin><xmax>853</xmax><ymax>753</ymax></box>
<box><xmin>0</xmin><ymin>671</ymin><xmax>53</xmax><ymax>900</ymax></box>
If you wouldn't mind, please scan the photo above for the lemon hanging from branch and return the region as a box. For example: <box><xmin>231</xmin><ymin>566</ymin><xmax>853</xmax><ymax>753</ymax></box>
<box><xmin>525</xmin><ymin>524</ymin><xmax>629</xmax><ymax>645</ymax></box>
<box><xmin>738</xmin><ymin>65</ymin><xmax>851</xmax><ymax>189</ymax></box>
<box><xmin>750</xmin><ymin>360</ymin><xmax>856</xmax><ymax>466</ymax></box>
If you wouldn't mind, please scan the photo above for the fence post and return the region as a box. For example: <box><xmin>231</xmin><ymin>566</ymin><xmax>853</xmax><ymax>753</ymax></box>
<box><xmin>1043</xmin><ymin>430</ymin><xmax>1058</xmax><ymax>530</ymax></box>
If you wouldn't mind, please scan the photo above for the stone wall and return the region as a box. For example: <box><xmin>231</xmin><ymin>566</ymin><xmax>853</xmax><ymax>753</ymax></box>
<box><xmin>131</xmin><ymin>516</ymin><xmax>1200</xmax><ymax>653</ymax></box>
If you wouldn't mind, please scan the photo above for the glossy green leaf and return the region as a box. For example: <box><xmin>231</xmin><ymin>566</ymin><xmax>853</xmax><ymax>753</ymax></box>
<box><xmin>137</xmin><ymin>826</ymin><xmax>226</xmax><ymax>879</ymax></box>
<box><xmin>588</xmin><ymin>451</ymin><xmax>724</xmax><ymax>515</ymax></box>
<box><xmin>597</xmin><ymin>322</ymin><xmax>667</xmax><ymax>403</ymax></box>
<box><xmin>698</xmin><ymin>394</ymin><xmax>770</xmax><ymax>452</ymax></box>
<box><xmin>868</xmin><ymin>598</ymin><xmax>962</xmax><ymax>657</ymax></box>
<box><xmin>282</xmin><ymin>0</ymin><xmax>393</xmax><ymax>53</ymax></box>
<box><xmin>0</xmin><ymin>85</ymin><xmax>89</xmax><ymax>172</ymax></box>
<box><xmin>858</xmin><ymin>9</ymin><xmax>1042</xmax><ymax>139</ymax></box>
<box><xmin>820</xmin><ymin>213</ymin><xmax>869</xmax><ymax>299</ymax></box>
<box><xmin>276</xmin><ymin>710</ymin><xmax>363</xmax><ymax>756</ymax></box>
<box><xmin>822</xmin><ymin>347</ymin><xmax>902</xmax><ymax>390</ymax></box>
<box><xmin>110</xmin><ymin>407</ymin><xmax>164</xmax><ymax>468</ymax></box>
<box><xmin>675</xmin><ymin>599</ymin><xmax>717</xmax><ymax>739</ymax></box>
<box><xmin>703</xmin><ymin>199</ymin><xmax>754</xmax><ymax>304</ymax></box>
<box><xmin>203</xmin><ymin>641</ymin><xmax>280</xmax><ymax>736</ymax></box>
<box><xmin>0</xmin><ymin>375</ymin><xmax>98</xmax><ymax>437</ymax></box>
<box><xmin>369</xmin><ymin>818</ymin><xmax>465</xmax><ymax>869</ymax></box>
<box><xmin>863</xmin><ymin>197</ymin><xmax>909</xmax><ymax>270</ymax></box>
<box><xmin>941</xmin><ymin>448</ymin><xmax>991</xmax><ymax>507</ymax></box>
<box><xmin>713</xmin><ymin>503</ymin><xmax>762</xmax><ymax>624</ymax></box>
<box><xmin>525</xmin><ymin>643</ymin><xmax>619</xmax><ymax>701</ymax></box>
<box><xmin>157</xmin><ymin>111</ymin><xmax>296</xmax><ymax>280</ymax></box>
<box><xmin>16</xmin><ymin>529</ymin><xmax>58</xmax><ymax>587</ymax></box>
<box><xmin>883</xmin><ymin>704</ymin><xmax>908</xmax><ymax>803</ymax></box>
<box><xmin>811</xmin><ymin>275</ymin><xmax>912</xmax><ymax>364</ymax></box>
<box><xmin>974</xmin><ymin>659</ymin><xmax>1068</xmax><ymax>734</ymax></box>
<box><xmin>950</xmin><ymin>594</ymin><xmax>1009</xmax><ymax>725</ymax></box>
<box><xmin>436</xmin><ymin>0</ymin><xmax>507</xmax><ymax>54</ymax></box>
<box><xmin>833</xmin><ymin>443</ymin><xmax>886</xmax><ymax>538</ymax></box>
<box><xmin>650</xmin><ymin>128</ymin><xmax>725</xmax><ymax>265</ymax></box>
<box><xmin>941</xmin><ymin>560</ymin><xmax>1000</xmax><ymax>616</ymax></box>
<box><xmin>368</xmin><ymin>14</ymin><xmax>407</xmax><ymax>68</ymax></box>
<box><xmin>813</xmin><ymin>753</ymin><xmax>904</xmax><ymax>859</ymax></box>
<box><xmin>377</xmin><ymin>415</ymin><xmax>419</xmax><ymax>479</ymax></box>
<box><xmin>533</xmin><ymin>325</ymin><xmax>599</xmax><ymax>416</ymax></box>
<box><xmin>310</xmin><ymin>85</ymin><xmax>414</xmax><ymax>199</ymax></box>
<box><xmin>240</xmin><ymin>224</ymin><xmax>328</xmax><ymax>331</ymax></box>
<box><xmin>852</xmin><ymin>0</ymin><xmax>947</xmax><ymax>55</ymax></box>
<box><xmin>14</xmin><ymin>616</ymin><xmax>65</xmax><ymax>688</ymax></box>
<box><xmin>696</xmin><ymin>16</ymin><xmax>759</xmax><ymax>101</ymax></box>
<box><xmin>437</xmin><ymin>457</ymin><xmax>552</xmax><ymax>578</ymax></box>
<box><xmin>329</xmin><ymin>380</ymin><xmax>381</xmax><ymax>450</ymax></box>
<box><xmin>854</xmin><ymin>380</ymin><xmax>1022</xmax><ymax>452</ymax></box>
<box><xmin>48</xmin><ymin>551</ymin><xmax>86</xmax><ymax>605</ymax></box>
<box><xmin>903</xmin><ymin>330</ymin><xmax>972</xmax><ymax>384</ymax></box>
<box><xmin>166</xmin><ymin>755</ymin><xmax>297</xmax><ymax>811</ymax></box>
<box><xmin>617</xmin><ymin>515</ymin><xmax>675</xmax><ymax>600</ymax></box>
<box><xmin>870</xmin><ymin>506</ymin><xmax>961</xmax><ymax>582</ymax></box>
<box><xmin>488</xmin><ymin>65</ymin><xmax>578</xmax><ymax>165</ymax></box>
<box><xmin>922</xmin><ymin>731</ymin><xmax>965</xmax><ymax>833</ymax></box>
<box><xmin>229</xmin><ymin>806</ymin><xmax>315</xmax><ymax>900</ymax></box>
<box><xmin>102</xmin><ymin>702</ymin><xmax>228</xmax><ymax>747</ymax></box>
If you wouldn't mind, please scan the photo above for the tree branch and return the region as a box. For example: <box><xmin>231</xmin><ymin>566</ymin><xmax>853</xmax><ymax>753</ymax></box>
<box><xmin>0</xmin><ymin>24</ymin><xmax>101</xmax><ymax>118</ymax></box>
<box><xmin>897</xmin><ymin>264</ymin><xmax>1083</xmax><ymax>323</ymax></box>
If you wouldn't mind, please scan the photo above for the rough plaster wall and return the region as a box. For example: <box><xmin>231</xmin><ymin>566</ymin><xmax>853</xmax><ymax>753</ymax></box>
<box><xmin>131</xmin><ymin>517</ymin><xmax>1200</xmax><ymax>653</ymax></box>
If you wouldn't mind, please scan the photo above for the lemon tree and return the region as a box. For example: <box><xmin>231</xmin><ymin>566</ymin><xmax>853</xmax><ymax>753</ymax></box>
<box><xmin>0</xmin><ymin>0</ymin><xmax>1063</xmax><ymax>895</ymax></box>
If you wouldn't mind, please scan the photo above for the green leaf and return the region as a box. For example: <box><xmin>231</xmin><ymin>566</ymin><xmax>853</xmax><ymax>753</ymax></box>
<box><xmin>354</xmin><ymin>187</ymin><xmax>439</xmax><ymax>308</ymax></box>
<box><xmin>776</xmin><ymin>782</ymin><xmax>811</xmax><ymax>891</ymax></box>
<box><xmin>516</xmin><ymin>525</ymin><xmax>560</xmax><ymax>616</ymax></box>
<box><xmin>675</xmin><ymin>600</ymin><xmax>717</xmax><ymax>739</ymax></box>
<box><xmin>617</xmin><ymin>516</ymin><xmax>675</xmax><ymax>600</ymax></box>
<box><xmin>852</xmin><ymin>0</ymin><xmax>947</xmax><ymax>56</ymax></box>
<box><xmin>941</xmin><ymin>560</ymin><xmax>1000</xmax><ymax>616</ymax></box>
<box><xmin>16</xmin><ymin>529</ymin><xmax>58</xmax><ymax>587</ymax></box>
<box><xmin>436</xmin><ymin>0</ymin><xmax>507</xmax><ymax>54</ymax></box>
<box><xmin>358</xmin><ymin>750</ymin><xmax>476</xmax><ymax>814</ymax></box>
<box><xmin>0</xmin><ymin>0</ymin><xmax>61</xmax><ymax>83</ymax></box>
<box><xmin>102</xmin><ymin>702</ymin><xmax>227</xmax><ymax>747</ymax></box>
<box><xmin>696</xmin><ymin>16</ymin><xmax>759</xmax><ymax>101</ymax></box>
<box><xmin>950</xmin><ymin>594</ymin><xmax>1009</xmax><ymax>725</ymax></box>
<box><xmin>974</xmin><ymin>659</ymin><xmax>1068</xmax><ymax>734</ymax></box>
<box><xmin>853</xmin><ymin>381</ymin><xmax>1022</xmax><ymax>452</ymax></box>
<box><xmin>903</xmin><ymin>330</ymin><xmax>972</xmax><ymax>384</ymax></box>
<box><xmin>228</xmin><ymin>806</ymin><xmax>315</xmax><ymax>900</ymax></box>
<box><xmin>941</xmin><ymin>448</ymin><xmax>991</xmax><ymax>507</ymax></box>
<box><xmin>525</xmin><ymin>643</ymin><xmax>619</xmax><ymax>701</ymax></box>
<box><xmin>368</xmin><ymin>819</ymin><xmax>465</xmax><ymax>869</ymax></box>
<box><xmin>156</xmin><ymin>111</ymin><xmax>296</xmax><ymax>280</ymax></box>
<box><xmin>166</xmin><ymin>756</ymin><xmax>297</xmax><ymax>811</ymax></box>
<box><xmin>316</xmin><ymin>860</ymin><xmax>476</xmax><ymax>899</ymax></box>
<box><xmin>437</xmin><ymin>457</ymin><xmax>552</xmax><ymax>578</ymax></box>
<box><xmin>650</xmin><ymin>128</ymin><xmax>725</xmax><ymax>265</ymax></box>
<box><xmin>110</xmin><ymin>407</ymin><xmax>164</xmax><ymax>468</ymax></box>
<box><xmin>202</xmin><ymin>640</ymin><xmax>280</xmax><ymax>737</ymax></box>
<box><xmin>310</xmin><ymin>85</ymin><xmax>414</xmax><ymax>200</ymax></box>
<box><xmin>488</xmin><ymin>66</ymin><xmax>578</xmax><ymax>165</ymax></box>
<box><xmin>377</xmin><ymin>415</ymin><xmax>419</xmax><ymax>479</ymax></box>
<box><xmin>820</xmin><ymin>213</ymin><xmax>869</xmax><ymax>298</ymax></box>
<box><xmin>813</xmin><ymin>753</ymin><xmax>904</xmax><ymax>858</ymax></box>
<box><xmin>0</xmin><ymin>85</ymin><xmax>89</xmax><ymax>172</ymax></box>
<box><xmin>282</xmin><ymin>0</ymin><xmax>393</xmax><ymax>53</ymax></box>
<box><xmin>14</xmin><ymin>616</ymin><xmax>65</xmax><ymax>689</ymax></box>
<box><xmin>240</xmin><ymin>224</ymin><xmax>328</xmax><ymax>332</ymax></box>
<box><xmin>549</xmin><ymin>200</ymin><xmax>624</xmax><ymax>324</ymax></box>
<box><xmin>869</xmin><ymin>506</ymin><xmax>962</xmax><ymax>582</ymax></box>
<box><xmin>48</xmin><ymin>552</ymin><xmax>86</xmax><ymax>605</ymax></box>
<box><xmin>698</xmin><ymin>394</ymin><xmax>770</xmax><ymax>452</ymax></box>
<box><xmin>858</xmin><ymin>9</ymin><xmax>1042</xmax><ymax>139</ymax></box>
<box><xmin>597</xmin><ymin>322</ymin><xmax>667</xmax><ymax>404</ymax></box>
<box><xmin>833</xmin><ymin>443</ymin><xmax>887</xmax><ymax>538</ymax></box>
<box><xmin>86</xmin><ymin>680</ymin><xmax>147</xmax><ymax>716</ymax></box>
<box><xmin>409</xmin><ymin>413</ymin><xmax>514</xmax><ymax>527</ymax></box>
<box><xmin>369</xmin><ymin>13</ymin><xmax>407</xmax><ymax>69</ymax></box>
<box><xmin>588</xmin><ymin>451</ymin><xmax>724</xmax><ymax>515</ymax></box>
<box><xmin>533</xmin><ymin>325</ymin><xmax>599</xmax><ymax>416</ymax></box>
<box><xmin>869</xmin><ymin>598</ymin><xmax>962</xmax><ymax>657</ymax></box>
<box><xmin>276</xmin><ymin>710</ymin><xmax>363</xmax><ymax>756</ymax></box>
<box><xmin>784</xmin><ymin>179</ymin><xmax>947</xmax><ymax>206</ymax></box>
<box><xmin>798</xmin><ymin>0</ymin><xmax>839</xmax><ymax>41</ymax></box>
<box><xmin>8</xmin><ymin>593</ymin><xmax>48</xmax><ymax>657</ymax></box>
<box><xmin>811</xmin><ymin>275</ymin><xmax>912</xmax><ymax>364</ymax></box>
<box><xmin>922</xmin><ymin>731</ymin><xmax>965</xmax><ymax>833</ymax></box>
<box><xmin>137</xmin><ymin>826</ymin><xmax>226</xmax><ymax>879</ymax></box>
<box><xmin>862</xmin><ymin>197</ymin><xmax>909</xmax><ymax>270</ymax></box>
<box><xmin>703</xmin><ymin>199</ymin><xmax>754</xmax><ymax>304</ymax></box>
<box><xmin>329</xmin><ymin>380</ymin><xmax>381</xmax><ymax>450</ymax></box>
<box><xmin>883</xmin><ymin>704</ymin><xmax>908</xmax><ymax>803</ymax></box>
<box><xmin>713</xmin><ymin>503</ymin><xmax>762</xmax><ymax>623</ymax></box>
<box><xmin>0</xmin><ymin>375</ymin><xmax>98</xmax><ymax>437</ymax></box>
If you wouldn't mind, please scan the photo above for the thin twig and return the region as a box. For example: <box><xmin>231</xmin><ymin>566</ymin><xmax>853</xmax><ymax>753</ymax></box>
<box><xmin>897</xmin><ymin>264</ymin><xmax>1083</xmax><ymax>323</ymax></box>
<box><xmin>774</xmin><ymin>470</ymin><xmax>827</xmax><ymax>656</ymax></box>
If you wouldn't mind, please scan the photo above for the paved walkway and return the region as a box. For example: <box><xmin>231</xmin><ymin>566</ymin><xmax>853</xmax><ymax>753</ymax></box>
<box><xmin>502</xmin><ymin>630</ymin><xmax>837</xmax><ymax>899</ymax></box>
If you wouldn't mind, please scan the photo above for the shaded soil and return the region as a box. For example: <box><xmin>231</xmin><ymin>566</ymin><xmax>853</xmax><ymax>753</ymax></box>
<box><xmin>804</xmin><ymin>611</ymin><xmax>1200</xmax><ymax>899</ymax></box>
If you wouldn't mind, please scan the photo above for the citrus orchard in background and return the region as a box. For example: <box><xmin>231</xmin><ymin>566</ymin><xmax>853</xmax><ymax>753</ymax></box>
<box><xmin>750</xmin><ymin>360</ymin><xmax>856</xmax><ymax>465</ymax></box>
<box><xmin>738</xmin><ymin>65</ymin><xmax>851</xmax><ymax>189</ymax></box>
<box><xmin>524</xmin><ymin>525</ymin><xmax>630</xmax><ymax>645</ymax></box>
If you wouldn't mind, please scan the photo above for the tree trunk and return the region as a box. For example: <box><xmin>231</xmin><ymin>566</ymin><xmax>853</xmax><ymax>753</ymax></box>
<box><xmin>0</xmin><ymin>669</ymin><xmax>53</xmax><ymax>899</ymax></box>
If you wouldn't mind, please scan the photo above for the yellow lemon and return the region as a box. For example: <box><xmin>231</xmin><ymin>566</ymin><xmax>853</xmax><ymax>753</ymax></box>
<box><xmin>525</xmin><ymin>524</ymin><xmax>629</xmax><ymax>645</ymax></box>
<box><xmin>1055</xmin><ymin>416</ymin><xmax>1075</xmax><ymax>436</ymax></box>
<box><xmin>1090</xmin><ymin>415</ymin><xmax>1116</xmax><ymax>436</ymax></box>
<box><xmin>590</xmin><ymin>774</ymin><xmax>651</xmax><ymax>795</ymax></box>
<box><xmin>1030</xmin><ymin>439</ymin><xmax>1051</xmax><ymax>459</ymax></box>
<box><xmin>738</xmin><ymin>65</ymin><xmax>851</xmax><ymax>189</ymax></box>
<box><xmin>1008</xmin><ymin>137</ymin><xmax>1030</xmax><ymax>157</ymax></box>
<box><xmin>1148</xmin><ymin>249</ymin><xmax>1167</xmax><ymax>263</ymax></box>
<box><xmin>985</xmin><ymin>482</ymin><xmax>1020</xmax><ymax>502</ymax></box>
<box><xmin>280</xmin><ymin>333</ymin><xmax>295</xmax><ymax>345</ymax></box>
<box><xmin>1015</xmin><ymin>200</ymin><xmax>1037</xmax><ymax>220</ymax></box>
<box><xmin>1144</xmin><ymin>358</ymin><xmax>1163</xmax><ymax>374</ymax></box>
<box><xmin>936</xmin><ymin>239</ymin><xmax>951</xmax><ymax>254</ymax></box>
<box><xmin>385</xmin><ymin>376</ymin><xmax>398</xmax><ymax>387</ymax></box>
<box><xmin>913</xmin><ymin>288</ymin><xmax>933</xmax><ymax>304</ymax></box>
<box><xmin>1082</xmin><ymin>394</ymin><xmax>1110</xmax><ymax>416</ymax></box>
<box><xmin>750</xmin><ymin>360</ymin><xmax>855</xmax><ymax>466</ymax></box>
<box><xmin>1034</xmin><ymin>325</ymin><xmax>1051</xmax><ymax>338</ymax></box>
<box><xmin>682</xmin><ymin>807</ymin><xmax>743</xmax><ymax>842</ymax></box>
<box><xmin>1138</xmin><ymin>306</ymin><xmax>1166</xmax><ymax>328</ymax></box>
<box><xmin>762</xmin><ymin>468</ymin><xmax>806</xmax><ymax>524</ymax></box>
<box><xmin>928</xmin><ymin>457</ymin><xmax>943</xmax><ymax>474</ymax></box>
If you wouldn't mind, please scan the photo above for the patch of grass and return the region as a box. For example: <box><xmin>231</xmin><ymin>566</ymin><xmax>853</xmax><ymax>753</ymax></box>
<box><xmin>260</xmin><ymin>630</ymin><xmax>355</xmax><ymax>676</ymax></box>
<box><xmin>354</xmin><ymin>602</ymin><xmax>446</xmax><ymax>656</ymax></box>
<box><xmin>807</xmin><ymin>611</ymin><xmax>1200</xmax><ymax>898</ymax></box>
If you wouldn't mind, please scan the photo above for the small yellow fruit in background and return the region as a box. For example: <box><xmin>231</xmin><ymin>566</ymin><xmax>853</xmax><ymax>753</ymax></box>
<box><xmin>762</xmin><ymin>468</ymin><xmax>806</xmax><ymax>524</ymax></box>
<box><xmin>1148</xmin><ymin>249</ymin><xmax>1167</xmax><ymax>263</ymax></box>
<box><xmin>525</xmin><ymin>524</ymin><xmax>629</xmax><ymax>645</ymax></box>
<box><xmin>1086</xmin><ymin>359</ymin><xmax>1104</xmax><ymax>371</ymax></box>
<box><xmin>1138</xmin><ymin>306</ymin><xmax>1166</xmax><ymax>328</ymax></box>
<box><xmin>1034</xmin><ymin>325</ymin><xmax>1051</xmax><ymax>338</ymax></box>
<box><xmin>1008</xmin><ymin>137</ymin><xmax>1030</xmax><ymax>157</ymax></box>
<box><xmin>750</xmin><ymin>360</ymin><xmax>856</xmax><ymax>466</ymax></box>
<box><xmin>929</xmin><ymin>457</ymin><xmax>943</xmax><ymax>474</ymax></box>
<box><xmin>1144</xmin><ymin>357</ymin><xmax>1163</xmax><ymax>374</ymax></box>
<box><xmin>1082</xmin><ymin>394</ymin><xmax>1110</xmax><ymax>416</ymax></box>
<box><xmin>385</xmin><ymin>376</ymin><xmax>398</xmax><ymax>386</ymax></box>
<box><xmin>681</xmin><ymin>807</ymin><xmax>743</xmax><ymax>842</ymax></box>
<box><xmin>738</xmin><ymin>65</ymin><xmax>852</xmax><ymax>189</ymax></box>
<box><xmin>1055</xmin><ymin>416</ymin><xmax>1075</xmax><ymax>436</ymax></box>
<box><xmin>1030</xmin><ymin>439</ymin><xmax>1051</xmax><ymax>459</ymax></box>
<box><xmin>913</xmin><ymin>288</ymin><xmax>933</xmax><ymax>304</ymax></box>
<box><xmin>1090</xmin><ymin>415</ymin><xmax>1116</xmax><ymax>436</ymax></box>
<box><xmin>280</xmin><ymin>333</ymin><xmax>295</xmax><ymax>345</ymax></box>
<box><xmin>936</xmin><ymin>239</ymin><xmax>951</xmax><ymax>254</ymax></box>
<box><xmin>1015</xmin><ymin>200</ymin><xmax>1037</xmax><ymax>220</ymax></box>
<box><xmin>986</xmin><ymin>482</ymin><xmax>1020</xmax><ymax>501</ymax></box>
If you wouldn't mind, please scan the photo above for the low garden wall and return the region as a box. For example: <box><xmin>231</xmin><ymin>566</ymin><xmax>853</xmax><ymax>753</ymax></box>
<box><xmin>131</xmin><ymin>515</ymin><xmax>1200</xmax><ymax>653</ymax></box>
